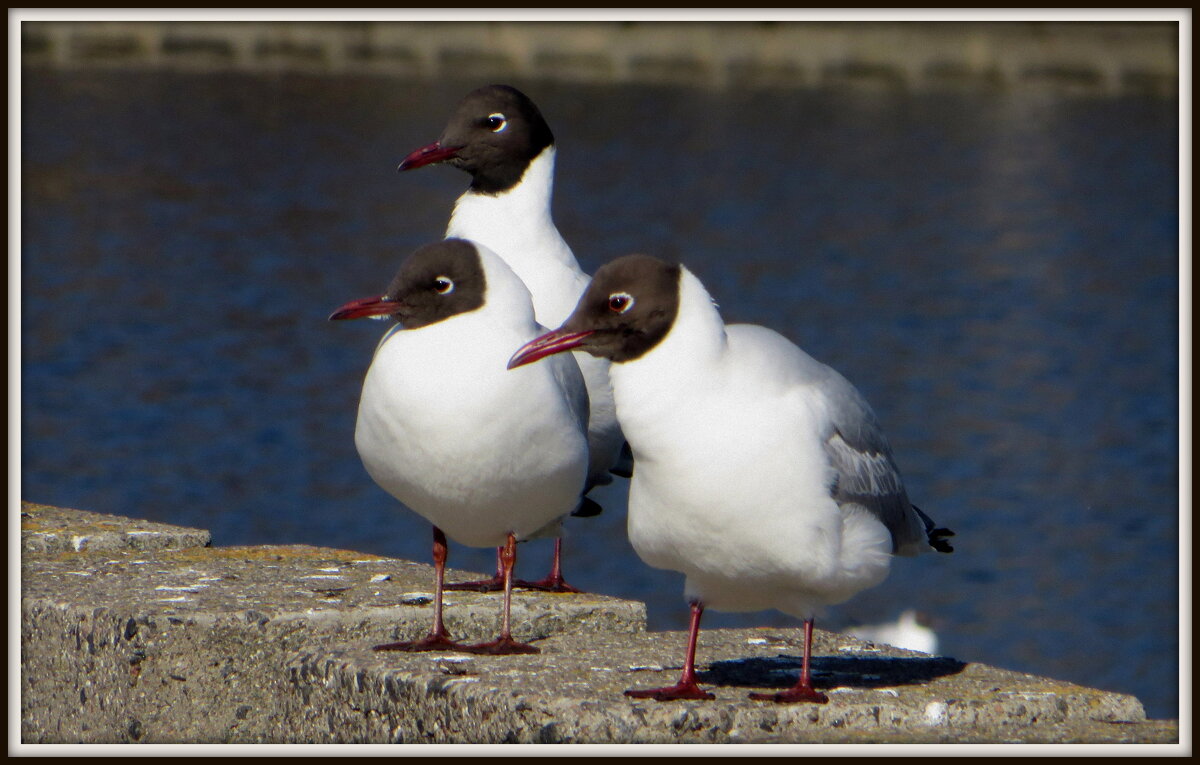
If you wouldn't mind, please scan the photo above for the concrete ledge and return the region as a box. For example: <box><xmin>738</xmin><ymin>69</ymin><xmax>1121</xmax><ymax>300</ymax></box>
<box><xmin>285</xmin><ymin>628</ymin><xmax>1172</xmax><ymax>744</ymax></box>
<box><xmin>21</xmin><ymin>520</ymin><xmax>644</xmax><ymax>743</ymax></box>
<box><xmin>19</xmin><ymin>502</ymin><xmax>1178</xmax><ymax>744</ymax></box>
<box><xmin>21</xmin><ymin>501</ymin><xmax>212</xmax><ymax>554</ymax></box>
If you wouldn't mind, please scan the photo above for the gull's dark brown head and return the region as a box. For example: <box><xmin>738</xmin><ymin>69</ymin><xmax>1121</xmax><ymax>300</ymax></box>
<box><xmin>508</xmin><ymin>254</ymin><xmax>682</xmax><ymax>369</ymax></box>
<box><xmin>329</xmin><ymin>239</ymin><xmax>486</xmax><ymax>330</ymax></box>
<box><xmin>397</xmin><ymin>84</ymin><xmax>555</xmax><ymax>195</ymax></box>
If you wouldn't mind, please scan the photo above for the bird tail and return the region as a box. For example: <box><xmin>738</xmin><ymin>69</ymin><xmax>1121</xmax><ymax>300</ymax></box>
<box><xmin>913</xmin><ymin>504</ymin><xmax>955</xmax><ymax>553</ymax></box>
<box><xmin>609</xmin><ymin>441</ymin><xmax>635</xmax><ymax>479</ymax></box>
<box><xmin>571</xmin><ymin>496</ymin><xmax>603</xmax><ymax>518</ymax></box>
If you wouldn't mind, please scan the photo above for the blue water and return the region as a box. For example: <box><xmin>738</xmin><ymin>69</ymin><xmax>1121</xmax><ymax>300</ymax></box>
<box><xmin>20</xmin><ymin>70</ymin><xmax>1180</xmax><ymax>720</ymax></box>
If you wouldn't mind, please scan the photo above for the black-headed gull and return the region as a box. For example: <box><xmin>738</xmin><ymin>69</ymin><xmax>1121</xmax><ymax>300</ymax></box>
<box><xmin>397</xmin><ymin>84</ymin><xmax>628</xmax><ymax>592</ymax></box>
<box><xmin>510</xmin><ymin>254</ymin><xmax>954</xmax><ymax>700</ymax></box>
<box><xmin>331</xmin><ymin>239</ymin><xmax>591</xmax><ymax>655</ymax></box>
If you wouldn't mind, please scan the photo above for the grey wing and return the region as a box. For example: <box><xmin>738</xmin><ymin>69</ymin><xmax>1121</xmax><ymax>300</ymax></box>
<box><xmin>371</xmin><ymin>322</ymin><xmax>404</xmax><ymax>360</ymax></box>
<box><xmin>549</xmin><ymin>349</ymin><xmax>591</xmax><ymax>439</ymax></box>
<box><xmin>534</xmin><ymin>317</ymin><xmax>591</xmax><ymax>438</ymax></box>
<box><xmin>818</xmin><ymin>377</ymin><xmax>931</xmax><ymax>556</ymax></box>
<box><xmin>547</xmin><ymin>342</ymin><xmax>595</xmax><ymax>514</ymax></box>
<box><xmin>730</xmin><ymin>322</ymin><xmax>952</xmax><ymax>554</ymax></box>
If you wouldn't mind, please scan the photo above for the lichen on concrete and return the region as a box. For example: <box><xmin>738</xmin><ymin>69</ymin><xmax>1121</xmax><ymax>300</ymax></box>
<box><xmin>284</xmin><ymin>627</ymin><xmax>1172</xmax><ymax>744</ymax></box>
<box><xmin>19</xmin><ymin>501</ymin><xmax>1179</xmax><ymax>745</ymax></box>
<box><xmin>20</xmin><ymin>508</ymin><xmax>645</xmax><ymax>743</ymax></box>
<box><xmin>21</xmin><ymin>501</ymin><xmax>212</xmax><ymax>554</ymax></box>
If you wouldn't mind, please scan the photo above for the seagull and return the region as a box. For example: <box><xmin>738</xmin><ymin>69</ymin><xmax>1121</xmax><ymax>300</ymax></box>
<box><xmin>397</xmin><ymin>84</ymin><xmax>628</xmax><ymax>593</ymax></box>
<box><xmin>331</xmin><ymin>238</ymin><xmax>591</xmax><ymax>655</ymax></box>
<box><xmin>509</xmin><ymin>254</ymin><xmax>954</xmax><ymax>701</ymax></box>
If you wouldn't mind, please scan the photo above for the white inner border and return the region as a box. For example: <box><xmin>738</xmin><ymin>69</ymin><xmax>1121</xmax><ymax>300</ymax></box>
<box><xmin>9</xmin><ymin>6</ymin><xmax>1192</xmax><ymax>758</ymax></box>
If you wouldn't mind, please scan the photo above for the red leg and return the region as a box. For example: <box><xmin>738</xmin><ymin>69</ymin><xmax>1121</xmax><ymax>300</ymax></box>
<box><xmin>463</xmin><ymin>532</ymin><xmax>540</xmax><ymax>655</ymax></box>
<box><xmin>625</xmin><ymin>601</ymin><xmax>715</xmax><ymax>701</ymax></box>
<box><xmin>749</xmin><ymin>617</ymin><xmax>828</xmax><ymax>703</ymax></box>
<box><xmin>515</xmin><ymin>537</ymin><xmax>584</xmax><ymax>593</ymax></box>
<box><xmin>445</xmin><ymin>546</ymin><xmax>506</xmax><ymax>592</ymax></box>
<box><xmin>375</xmin><ymin>527</ymin><xmax>475</xmax><ymax>653</ymax></box>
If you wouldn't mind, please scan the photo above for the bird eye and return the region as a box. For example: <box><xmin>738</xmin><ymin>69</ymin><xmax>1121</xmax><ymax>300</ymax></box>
<box><xmin>608</xmin><ymin>292</ymin><xmax>634</xmax><ymax>314</ymax></box>
<box><xmin>434</xmin><ymin>277</ymin><xmax>455</xmax><ymax>294</ymax></box>
<box><xmin>486</xmin><ymin>113</ymin><xmax>508</xmax><ymax>133</ymax></box>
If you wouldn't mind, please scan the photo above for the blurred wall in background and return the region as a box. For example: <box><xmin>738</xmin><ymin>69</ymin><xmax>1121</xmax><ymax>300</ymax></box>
<box><xmin>20</xmin><ymin>20</ymin><xmax>1179</xmax><ymax>97</ymax></box>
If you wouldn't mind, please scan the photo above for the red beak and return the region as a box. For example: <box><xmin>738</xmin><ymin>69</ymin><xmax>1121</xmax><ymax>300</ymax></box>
<box><xmin>398</xmin><ymin>141</ymin><xmax>462</xmax><ymax>171</ymax></box>
<box><xmin>507</xmin><ymin>329</ymin><xmax>595</xmax><ymax>370</ymax></box>
<box><xmin>328</xmin><ymin>295</ymin><xmax>402</xmax><ymax>321</ymax></box>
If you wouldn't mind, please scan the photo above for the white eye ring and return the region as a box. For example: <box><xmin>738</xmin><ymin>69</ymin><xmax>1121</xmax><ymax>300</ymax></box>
<box><xmin>608</xmin><ymin>292</ymin><xmax>634</xmax><ymax>314</ymax></box>
<box><xmin>487</xmin><ymin>113</ymin><xmax>508</xmax><ymax>133</ymax></box>
<box><xmin>434</xmin><ymin>276</ymin><xmax>455</xmax><ymax>294</ymax></box>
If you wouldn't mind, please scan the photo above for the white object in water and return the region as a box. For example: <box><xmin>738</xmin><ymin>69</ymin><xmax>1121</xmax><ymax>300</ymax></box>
<box><xmin>846</xmin><ymin>609</ymin><xmax>939</xmax><ymax>655</ymax></box>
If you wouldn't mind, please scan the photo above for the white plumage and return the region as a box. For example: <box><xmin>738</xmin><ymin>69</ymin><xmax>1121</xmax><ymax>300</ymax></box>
<box><xmin>446</xmin><ymin>145</ymin><xmax>624</xmax><ymax>486</ymax></box>
<box><xmin>354</xmin><ymin>244</ymin><xmax>589</xmax><ymax>547</ymax></box>
<box><xmin>612</xmin><ymin>267</ymin><xmax>911</xmax><ymax>621</ymax></box>
<box><xmin>397</xmin><ymin>84</ymin><xmax>627</xmax><ymax>592</ymax></box>
<box><xmin>337</xmin><ymin>239</ymin><xmax>590</xmax><ymax>654</ymax></box>
<box><xmin>509</xmin><ymin>253</ymin><xmax>952</xmax><ymax>699</ymax></box>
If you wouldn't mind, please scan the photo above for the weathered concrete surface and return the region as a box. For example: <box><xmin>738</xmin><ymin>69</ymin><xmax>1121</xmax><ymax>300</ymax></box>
<box><xmin>286</xmin><ymin>628</ymin><xmax>1177</xmax><ymax>744</ymax></box>
<box><xmin>20</xmin><ymin>502</ymin><xmax>1178</xmax><ymax>745</ymax></box>
<box><xmin>21</xmin><ymin>501</ymin><xmax>212</xmax><ymax>554</ymax></box>
<box><xmin>21</xmin><ymin>539</ymin><xmax>645</xmax><ymax>743</ymax></box>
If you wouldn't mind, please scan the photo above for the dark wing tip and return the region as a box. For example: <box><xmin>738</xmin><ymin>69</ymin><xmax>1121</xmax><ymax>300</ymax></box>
<box><xmin>571</xmin><ymin>497</ymin><xmax>603</xmax><ymax>518</ymax></box>
<box><xmin>928</xmin><ymin>527</ymin><xmax>956</xmax><ymax>554</ymax></box>
<box><xmin>913</xmin><ymin>504</ymin><xmax>955</xmax><ymax>553</ymax></box>
<box><xmin>609</xmin><ymin>441</ymin><xmax>635</xmax><ymax>479</ymax></box>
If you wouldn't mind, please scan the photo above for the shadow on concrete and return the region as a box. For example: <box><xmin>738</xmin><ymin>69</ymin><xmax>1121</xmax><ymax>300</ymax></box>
<box><xmin>700</xmin><ymin>653</ymin><xmax>967</xmax><ymax>690</ymax></box>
